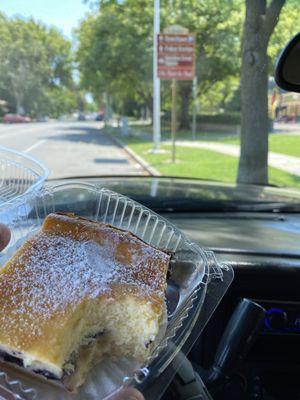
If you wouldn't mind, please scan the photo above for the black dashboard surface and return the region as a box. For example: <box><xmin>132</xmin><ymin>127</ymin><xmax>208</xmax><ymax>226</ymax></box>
<box><xmin>49</xmin><ymin>177</ymin><xmax>300</xmax><ymax>262</ymax></box>
<box><xmin>162</xmin><ymin>212</ymin><xmax>300</xmax><ymax>258</ymax></box>
<box><xmin>163</xmin><ymin>211</ymin><xmax>300</xmax><ymax>300</ymax></box>
<box><xmin>164</xmin><ymin>212</ymin><xmax>300</xmax><ymax>399</ymax></box>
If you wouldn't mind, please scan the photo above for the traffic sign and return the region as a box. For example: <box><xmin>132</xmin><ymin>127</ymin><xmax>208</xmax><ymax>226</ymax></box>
<box><xmin>157</xmin><ymin>33</ymin><xmax>196</xmax><ymax>80</ymax></box>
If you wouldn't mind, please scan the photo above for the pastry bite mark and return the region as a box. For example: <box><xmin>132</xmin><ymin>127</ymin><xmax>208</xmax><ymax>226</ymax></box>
<box><xmin>0</xmin><ymin>213</ymin><xmax>170</xmax><ymax>391</ymax></box>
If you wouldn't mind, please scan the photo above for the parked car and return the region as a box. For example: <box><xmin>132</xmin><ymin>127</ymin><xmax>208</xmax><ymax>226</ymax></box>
<box><xmin>3</xmin><ymin>113</ymin><xmax>31</xmax><ymax>123</ymax></box>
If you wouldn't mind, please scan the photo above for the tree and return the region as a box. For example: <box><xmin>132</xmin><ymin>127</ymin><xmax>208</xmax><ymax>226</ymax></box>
<box><xmin>77</xmin><ymin>0</ymin><xmax>244</xmax><ymax>126</ymax></box>
<box><xmin>168</xmin><ymin>0</ymin><xmax>243</xmax><ymax>128</ymax></box>
<box><xmin>0</xmin><ymin>14</ymin><xmax>75</xmax><ymax>117</ymax></box>
<box><xmin>268</xmin><ymin>0</ymin><xmax>300</xmax><ymax>72</ymax></box>
<box><xmin>77</xmin><ymin>1</ymin><xmax>154</xmax><ymax>116</ymax></box>
<box><xmin>79</xmin><ymin>0</ymin><xmax>296</xmax><ymax>138</ymax></box>
<box><xmin>237</xmin><ymin>0</ymin><xmax>285</xmax><ymax>185</ymax></box>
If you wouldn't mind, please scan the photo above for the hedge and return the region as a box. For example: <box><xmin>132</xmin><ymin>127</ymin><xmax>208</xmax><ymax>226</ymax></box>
<box><xmin>196</xmin><ymin>113</ymin><xmax>241</xmax><ymax>125</ymax></box>
<box><xmin>161</xmin><ymin>112</ymin><xmax>241</xmax><ymax>126</ymax></box>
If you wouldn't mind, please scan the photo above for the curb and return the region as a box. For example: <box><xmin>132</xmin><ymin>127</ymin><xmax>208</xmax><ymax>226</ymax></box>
<box><xmin>105</xmin><ymin>130</ymin><xmax>161</xmax><ymax>177</ymax></box>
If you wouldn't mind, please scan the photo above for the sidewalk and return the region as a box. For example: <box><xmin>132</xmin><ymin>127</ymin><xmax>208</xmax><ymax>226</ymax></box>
<box><xmin>170</xmin><ymin>140</ymin><xmax>300</xmax><ymax>177</ymax></box>
<box><xmin>274</xmin><ymin>122</ymin><xmax>300</xmax><ymax>135</ymax></box>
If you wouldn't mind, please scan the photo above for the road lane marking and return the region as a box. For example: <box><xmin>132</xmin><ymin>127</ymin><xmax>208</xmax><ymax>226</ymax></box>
<box><xmin>24</xmin><ymin>139</ymin><xmax>47</xmax><ymax>153</ymax></box>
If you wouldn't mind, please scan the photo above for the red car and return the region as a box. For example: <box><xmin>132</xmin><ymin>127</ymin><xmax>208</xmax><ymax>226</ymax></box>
<box><xmin>3</xmin><ymin>113</ymin><xmax>31</xmax><ymax>123</ymax></box>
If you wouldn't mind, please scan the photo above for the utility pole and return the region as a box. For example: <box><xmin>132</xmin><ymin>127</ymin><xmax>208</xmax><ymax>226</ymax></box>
<box><xmin>153</xmin><ymin>0</ymin><xmax>161</xmax><ymax>151</ymax></box>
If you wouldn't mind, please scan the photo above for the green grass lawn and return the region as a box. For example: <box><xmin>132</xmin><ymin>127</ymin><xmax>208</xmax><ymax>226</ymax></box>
<box><xmin>269</xmin><ymin>135</ymin><xmax>300</xmax><ymax>158</ymax></box>
<box><xmin>205</xmin><ymin>134</ymin><xmax>300</xmax><ymax>157</ymax></box>
<box><xmin>130</xmin><ymin>123</ymin><xmax>300</xmax><ymax>158</ymax></box>
<box><xmin>110</xmin><ymin>130</ymin><xmax>300</xmax><ymax>188</ymax></box>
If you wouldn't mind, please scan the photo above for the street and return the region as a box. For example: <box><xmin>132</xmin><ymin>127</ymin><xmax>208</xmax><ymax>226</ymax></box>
<box><xmin>0</xmin><ymin>121</ymin><xmax>145</xmax><ymax>179</ymax></box>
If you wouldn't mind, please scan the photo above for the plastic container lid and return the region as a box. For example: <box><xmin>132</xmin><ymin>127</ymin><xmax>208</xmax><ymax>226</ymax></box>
<box><xmin>0</xmin><ymin>146</ymin><xmax>48</xmax><ymax>204</ymax></box>
<box><xmin>0</xmin><ymin>183</ymin><xmax>233</xmax><ymax>400</ymax></box>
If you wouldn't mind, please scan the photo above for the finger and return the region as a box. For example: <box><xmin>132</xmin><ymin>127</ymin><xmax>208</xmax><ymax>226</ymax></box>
<box><xmin>109</xmin><ymin>387</ymin><xmax>145</xmax><ymax>400</ymax></box>
<box><xmin>0</xmin><ymin>224</ymin><xmax>11</xmax><ymax>251</ymax></box>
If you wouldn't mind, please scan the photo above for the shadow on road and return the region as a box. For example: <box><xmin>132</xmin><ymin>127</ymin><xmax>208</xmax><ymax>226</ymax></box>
<box><xmin>94</xmin><ymin>158</ymin><xmax>129</xmax><ymax>164</ymax></box>
<box><xmin>46</xmin><ymin>126</ymin><xmax>113</xmax><ymax>146</ymax></box>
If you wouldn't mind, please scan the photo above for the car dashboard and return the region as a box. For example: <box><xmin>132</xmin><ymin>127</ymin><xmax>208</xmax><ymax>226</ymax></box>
<box><xmin>160</xmin><ymin>211</ymin><xmax>300</xmax><ymax>399</ymax></box>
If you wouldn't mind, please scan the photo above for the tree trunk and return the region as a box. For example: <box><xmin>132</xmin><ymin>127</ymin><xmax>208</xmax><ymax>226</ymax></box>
<box><xmin>15</xmin><ymin>91</ymin><xmax>24</xmax><ymax>115</ymax></box>
<box><xmin>237</xmin><ymin>0</ymin><xmax>285</xmax><ymax>185</ymax></box>
<box><xmin>178</xmin><ymin>82</ymin><xmax>192</xmax><ymax>129</ymax></box>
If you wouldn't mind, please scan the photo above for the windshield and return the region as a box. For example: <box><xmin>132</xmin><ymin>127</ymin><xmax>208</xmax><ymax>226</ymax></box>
<box><xmin>0</xmin><ymin>0</ymin><xmax>300</xmax><ymax>194</ymax></box>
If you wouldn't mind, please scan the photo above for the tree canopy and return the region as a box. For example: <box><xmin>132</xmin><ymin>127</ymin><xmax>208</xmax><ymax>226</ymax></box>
<box><xmin>0</xmin><ymin>13</ymin><xmax>75</xmax><ymax>117</ymax></box>
<box><xmin>77</xmin><ymin>0</ymin><xmax>300</xmax><ymax>125</ymax></box>
<box><xmin>77</xmin><ymin>1</ymin><xmax>154</xmax><ymax>116</ymax></box>
<box><xmin>1</xmin><ymin>0</ymin><xmax>299</xmax><ymax>130</ymax></box>
<box><xmin>76</xmin><ymin>0</ymin><xmax>244</xmax><ymax>124</ymax></box>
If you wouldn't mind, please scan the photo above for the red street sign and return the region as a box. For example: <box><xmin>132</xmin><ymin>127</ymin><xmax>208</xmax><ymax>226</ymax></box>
<box><xmin>157</xmin><ymin>33</ymin><xmax>196</xmax><ymax>80</ymax></box>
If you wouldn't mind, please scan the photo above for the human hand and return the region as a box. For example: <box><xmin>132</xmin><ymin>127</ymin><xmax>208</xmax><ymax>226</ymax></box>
<box><xmin>0</xmin><ymin>223</ymin><xmax>10</xmax><ymax>251</ymax></box>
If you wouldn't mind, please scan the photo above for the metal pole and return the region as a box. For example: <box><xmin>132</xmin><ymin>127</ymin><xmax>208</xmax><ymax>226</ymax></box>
<box><xmin>171</xmin><ymin>79</ymin><xmax>177</xmax><ymax>163</ymax></box>
<box><xmin>192</xmin><ymin>76</ymin><xmax>198</xmax><ymax>140</ymax></box>
<box><xmin>104</xmin><ymin>92</ymin><xmax>108</xmax><ymax>128</ymax></box>
<box><xmin>153</xmin><ymin>0</ymin><xmax>161</xmax><ymax>151</ymax></box>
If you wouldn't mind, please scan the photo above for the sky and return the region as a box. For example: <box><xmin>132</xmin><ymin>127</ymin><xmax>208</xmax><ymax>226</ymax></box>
<box><xmin>0</xmin><ymin>0</ymin><xmax>91</xmax><ymax>38</ymax></box>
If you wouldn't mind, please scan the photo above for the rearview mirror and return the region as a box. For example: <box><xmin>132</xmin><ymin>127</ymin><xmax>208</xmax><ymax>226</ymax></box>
<box><xmin>275</xmin><ymin>32</ymin><xmax>300</xmax><ymax>93</ymax></box>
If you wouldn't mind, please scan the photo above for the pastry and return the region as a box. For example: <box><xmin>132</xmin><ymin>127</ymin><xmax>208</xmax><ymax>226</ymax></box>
<box><xmin>0</xmin><ymin>213</ymin><xmax>170</xmax><ymax>391</ymax></box>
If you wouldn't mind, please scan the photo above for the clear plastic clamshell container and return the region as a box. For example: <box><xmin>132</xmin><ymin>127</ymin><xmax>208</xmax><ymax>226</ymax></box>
<box><xmin>0</xmin><ymin>182</ymin><xmax>233</xmax><ymax>400</ymax></box>
<box><xmin>0</xmin><ymin>146</ymin><xmax>48</xmax><ymax>204</ymax></box>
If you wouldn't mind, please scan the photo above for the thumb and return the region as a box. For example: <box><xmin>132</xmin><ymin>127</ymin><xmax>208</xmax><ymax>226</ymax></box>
<box><xmin>0</xmin><ymin>224</ymin><xmax>11</xmax><ymax>251</ymax></box>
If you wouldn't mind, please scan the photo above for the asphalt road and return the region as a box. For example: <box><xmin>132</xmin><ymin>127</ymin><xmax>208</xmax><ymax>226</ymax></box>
<box><xmin>0</xmin><ymin>121</ymin><xmax>145</xmax><ymax>179</ymax></box>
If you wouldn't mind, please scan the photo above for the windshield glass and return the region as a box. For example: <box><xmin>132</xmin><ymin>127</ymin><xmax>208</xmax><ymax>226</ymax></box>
<box><xmin>0</xmin><ymin>0</ymin><xmax>300</xmax><ymax>194</ymax></box>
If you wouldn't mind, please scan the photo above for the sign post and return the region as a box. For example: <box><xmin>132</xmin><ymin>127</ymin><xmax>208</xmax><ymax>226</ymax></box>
<box><xmin>152</xmin><ymin>0</ymin><xmax>161</xmax><ymax>152</ymax></box>
<box><xmin>171</xmin><ymin>79</ymin><xmax>177</xmax><ymax>162</ymax></box>
<box><xmin>157</xmin><ymin>27</ymin><xmax>196</xmax><ymax>162</ymax></box>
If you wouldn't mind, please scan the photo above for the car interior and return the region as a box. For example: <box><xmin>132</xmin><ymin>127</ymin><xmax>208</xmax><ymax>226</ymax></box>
<box><xmin>0</xmin><ymin>3</ymin><xmax>300</xmax><ymax>400</ymax></box>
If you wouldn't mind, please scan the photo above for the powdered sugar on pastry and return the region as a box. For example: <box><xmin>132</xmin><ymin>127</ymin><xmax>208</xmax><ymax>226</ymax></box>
<box><xmin>0</xmin><ymin>213</ymin><xmax>170</xmax><ymax>390</ymax></box>
<box><xmin>0</xmin><ymin>228</ymin><xmax>168</xmax><ymax>336</ymax></box>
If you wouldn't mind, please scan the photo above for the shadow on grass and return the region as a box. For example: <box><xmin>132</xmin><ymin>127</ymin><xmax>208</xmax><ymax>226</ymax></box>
<box><xmin>130</xmin><ymin>124</ymin><xmax>239</xmax><ymax>143</ymax></box>
<box><xmin>269</xmin><ymin>171</ymin><xmax>300</xmax><ymax>188</ymax></box>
